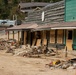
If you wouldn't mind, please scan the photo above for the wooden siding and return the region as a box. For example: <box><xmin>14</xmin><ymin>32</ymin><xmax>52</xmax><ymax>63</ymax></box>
<box><xmin>42</xmin><ymin>31</ymin><xmax>47</xmax><ymax>45</ymax></box>
<box><xmin>65</xmin><ymin>0</ymin><xmax>76</xmax><ymax>21</ymax></box>
<box><xmin>44</xmin><ymin>1</ymin><xmax>64</xmax><ymax>23</ymax></box>
<box><xmin>57</xmin><ymin>30</ymin><xmax>63</xmax><ymax>44</ymax></box>
<box><xmin>36</xmin><ymin>39</ymin><xmax>41</xmax><ymax>46</ymax></box>
<box><xmin>25</xmin><ymin>1</ymin><xmax>64</xmax><ymax>24</ymax></box>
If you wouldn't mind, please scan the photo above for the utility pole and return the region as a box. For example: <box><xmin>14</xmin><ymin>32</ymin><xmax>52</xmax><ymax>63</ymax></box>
<box><xmin>15</xmin><ymin>14</ymin><xmax>17</xmax><ymax>26</ymax></box>
<box><xmin>13</xmin><ymin>15</ymin><xmax>15</xmax><ymax>20</ymax></box>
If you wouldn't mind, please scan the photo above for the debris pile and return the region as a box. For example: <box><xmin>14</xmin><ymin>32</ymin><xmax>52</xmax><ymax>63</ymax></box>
<box><xmin>0</xmin><ymin>38</ymin><xmax>7</xmax><ymax>50</ymax></box>
<box><xmin>13</xmin><ymin>45</ymin><xmax>33</xmax><ymax>57</ymax></box>
<box><xmin>10</xmin><ymin>45</ymin><xmax>56</xmax><ymax>57</ymax></box>
<box><xmin>5</xmin><ymin>39</ymin><xmax>20</xmax><ymax>53</ymax></box>
<box><xmin>46</xmin><ymin>58</ymin><xmax>76</xmax><ymax>70</ymax></box>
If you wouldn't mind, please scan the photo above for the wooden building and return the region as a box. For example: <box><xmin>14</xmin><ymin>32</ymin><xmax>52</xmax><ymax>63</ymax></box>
<box><xmin>18</xmin><ymin>2</ymin><xmax>50</xmax><ymax>16</ymax></box>
<box><xmin>25</xmin><ymin>1</ymin><xmax>64</xmax><ymax>24</ymax></box>
<box><xmin>7</xmin><ymin>0</ymin><xmax>76</xmax><ymax>50</ymax></box>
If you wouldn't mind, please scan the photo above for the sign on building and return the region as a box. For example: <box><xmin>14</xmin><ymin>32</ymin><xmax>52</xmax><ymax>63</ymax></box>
<box><xmin>41</xmin><ymin>11</ymin><xmax>45</xmax><ymax>21</ymax></box>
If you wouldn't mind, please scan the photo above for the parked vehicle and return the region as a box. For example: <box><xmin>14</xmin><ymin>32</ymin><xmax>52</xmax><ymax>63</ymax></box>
<box><xmin>0</xmin><ymin>20</ymin><xmax>22</xmax><ymax>27</ymax></box>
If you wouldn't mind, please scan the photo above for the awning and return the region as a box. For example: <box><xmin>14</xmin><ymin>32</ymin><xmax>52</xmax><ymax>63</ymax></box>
<box><xmin>32</xmin><ymin>21</ymin><xmax>76</xmax><ymax>31</ymax></box>
<box><xmin>31</xmin><ymin>24</ymin><xmax>54</xmax><ymax>32</ymax></box>
<box><xmin>51</xmin><ymin>27</ymin><xmax>76</xmax><ymax>29</ymax></box>
<box><xmin>0</xmin><ymin>28</ymin><xmax>6</xmax><ymax>31</ymax></box>
<box><xmin>51</xmin><ymin>21</ymin><xmax>76</xmax><ymax>29</ymax></box>
<box><xmin>7</xmin><ymin>23</ymin><xmax>38</xmax><ymax>31</ymax></box>
<box><xmin>7</xmin><ymin>21</ymin><xmax>76</xmax><ymax>31</ymax></box>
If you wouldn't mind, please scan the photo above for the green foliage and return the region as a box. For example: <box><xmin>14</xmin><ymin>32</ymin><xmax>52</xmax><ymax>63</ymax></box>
<box><xmin>12</xmin><ymin>0</ymin><xmax>19</xmax><ymax>5</ymax></box>
<box><xmin>0</xmin><ymin>0</ymin><xmax>62</xmax><ymax>19</ymax></box>
<box><xmin>51</xmin><ymin>0</ymin><xmax>62</xmax><ymax>2</ymax></box>
<box><xmin>3</xmin><ymin>0</ymin><xmax>8</xmax><ymax>5</ymax></box>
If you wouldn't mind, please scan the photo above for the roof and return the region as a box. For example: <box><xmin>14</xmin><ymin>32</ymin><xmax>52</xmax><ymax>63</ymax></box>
<box><xmin>19</xmin><ymin>2</ymin><xmax>50</xmax><ymax>8</ymax></box>
<box><xmin>43</xmin><ymin>0</ymin><xmax>64</xmax><ymax>9</ymax></box>
<box><xmin>0</xmin><ymin>28</ymin><xmax>6</xmax><ymax>30</ymax></box>
<box><xmin>7</xmin><ymin>23</ymin><xmax>38</xmax><ymax>31</ymax></box>
<box><xmin>31</xmin><ymin>24</ymin><xmax>51</xmax><ymax>31</ymax></box>
<box><xmin>32</xmin><ymin>21</ymin><xmax>76</xmax><ymax>31</ymax></box>
<box><xmin>51</xmin><ymin>21</ymin><xmax>76</xmax><ymax>29</ymax></box>
<box><xmin>20</xmin><ymin>9</ymin><xmax>33</xmax><ymax>13</ymax></box>
<box><xmin>7</xmin><ymin>21</ymin><xmax>76</xmax><ymax>31</ymax></box>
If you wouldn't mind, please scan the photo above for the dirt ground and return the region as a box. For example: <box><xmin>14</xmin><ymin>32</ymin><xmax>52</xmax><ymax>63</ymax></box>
<box><xmin>0</xmin><ymin>50</ymin><xmax>75</xmax><ymax>75</ymax></box>
<box><xmin>0</xmin><ymin>33</ymin><xmax>76</xmax><ymax>75</ymax></box>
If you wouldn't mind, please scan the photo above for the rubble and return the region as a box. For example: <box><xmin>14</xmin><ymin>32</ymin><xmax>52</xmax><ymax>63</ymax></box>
<box><xmin>13</xmin><ymin>44</ymin><xmax>33</xmax><ymax>57</ymax></box>
<box><xmin>0</xmin><ymin>38</ymin><xmax>76</xmax><ymax>71</ymax></box>
<box><xmin>46</xmin><ymin>58</ymin><xmax>76</xmax><ymax>70</ymax></box>
<box><xmin>5</xmin><ymin>43</ymin><xmax>58</xmax><ymax>58</ymax></box>
<box><xmin>0</xmin><ymin>38</ymin><xmax>7</xmax><ymax>50</ymax></box>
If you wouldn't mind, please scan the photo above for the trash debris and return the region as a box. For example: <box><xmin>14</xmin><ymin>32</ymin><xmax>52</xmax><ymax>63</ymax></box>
<box><xmin>46</xmin><ymin>58</ymin><xmax>76</xmax><ymax>70</ymax></box>
<box><xmin>0</xmin><ymin>38</ymin><xmax>7</xmax><ymax>50</ymax></box>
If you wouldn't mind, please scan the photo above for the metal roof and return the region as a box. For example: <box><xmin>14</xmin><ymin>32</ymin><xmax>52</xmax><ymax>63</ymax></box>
<box><xmin>19</xmin><ymin>2</ymin><xmax>50</xmax><ymax>8</ymax></box>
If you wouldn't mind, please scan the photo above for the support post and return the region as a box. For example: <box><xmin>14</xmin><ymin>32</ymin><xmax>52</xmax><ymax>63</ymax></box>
<box><xmin>8</xmin><ymin>31</ymin><xmax>9</xmax><ymax>40</ymax></box>
<box><xmin>24</xmin><ymin>31</ymin><xmax>27</xmax><ymax>45</ymax></box>
<box><xmin>13</xmin><ymin>31</ymin><xmax>14</xmax><ymax>39</ymax></box>
<box><xmin>18</xmin><ymin>31</ymin><xmax>20</xmax><ymax>44</ymax></box>
<box><xmin>55</xmin><ymin>29</ymin><xmax>57</xmax><ymax>43</ymax></box>
<box><xmin>65</xmin><ymin>46</ymin><xmax>67</xmax><ymax>57</ymax></box>
<box><xmin>27</xmin><ymin>31</ymin><xmax>31</xmax><ymax>46</ymax></box>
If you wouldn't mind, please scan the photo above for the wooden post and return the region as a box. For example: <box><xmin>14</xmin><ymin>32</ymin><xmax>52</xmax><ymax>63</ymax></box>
<box><xmin>8</xmin><ymin>31</ymin><xmax>9</xmax><ymax>40</ymax></box>
<box><xmin>42</xmin><ymin>31</ymin><xmax>47</xmax><ymax>45</ymax></box>
<box><xmin>24</xmin><ymin>31</ymin><xmax>27</xmax><ymax>45</ymax></box>
<box><xmin>18</xmin><ymin>31</ymin><xmax>20</xmax><ymax>44</ymax></box>
<box><xmin>13</xmin><ymin>31</ymin><xmax>14</xmax><ymax>39</ymax></box>
<box><xmin>24</xmin><ymin>31</ymin><xmax>25</xmax><ymax>45</ymax></box>
<box><xmin>46</xmin><ymin>30</ymin><xmax>50</xmax><ymax>47</ymax></box>
<box><xmin>27</xmin><ymin>31</ymin><xmax>31</xmax><ymax>46</ymax></box>
<box><xmin>55</xmin><ymin>30</ymin><xmax>57</xmax><ymax>43</ymax></box>
<box><xmin>65</xmin><ymin>46</ymin><xmax>67</xmax><ymax>57</ymax></box>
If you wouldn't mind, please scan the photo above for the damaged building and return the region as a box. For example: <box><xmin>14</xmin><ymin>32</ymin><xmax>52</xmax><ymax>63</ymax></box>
<box><xmin>7</xmin><ymin>0</ymin><xmax>76</xmax><ymax>50</ymax></box>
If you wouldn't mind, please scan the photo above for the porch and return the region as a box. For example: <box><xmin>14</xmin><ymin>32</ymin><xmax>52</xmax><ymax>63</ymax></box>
<box><xmin>6</xmin><ymin>21</ymin><xmax>76</xmax><ymax>50</ymax></box>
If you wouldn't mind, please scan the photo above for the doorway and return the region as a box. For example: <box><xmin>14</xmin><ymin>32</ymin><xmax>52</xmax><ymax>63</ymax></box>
<box><xmin>66</xmin><ymin>30</ymin><xmax>73</xmax><ymax>50</ymax></box>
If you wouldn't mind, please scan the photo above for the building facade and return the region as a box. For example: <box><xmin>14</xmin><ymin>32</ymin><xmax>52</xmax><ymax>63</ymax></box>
<box><xmin>18</xmin><ymin>2</ymin><xmax>50</xmax><ymax>16</ymax></box>
<box><xmin>7</xmin><ymin>0</ymin><xmax>76</xmax><ymax>50</ymax></box>
<box><xmin>65</xmin><ymin>0</ymin><xmax>76</xmax><ymax>50</ymax></box>
<box><xmin>25</xmin><ymin>1</ymin><xmax>64</xmax><ymax>24</ymax></box>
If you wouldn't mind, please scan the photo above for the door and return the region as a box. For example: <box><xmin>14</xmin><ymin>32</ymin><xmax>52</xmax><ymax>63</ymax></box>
<box><xmin>66</xmin><ymin>30</ymin><xmax>73</xmax><ymax>50</ymax></box>
<box><xmin>57</xmin><ymin>30</ymin><xmax>63</xmax><ymax>44</ymax></box>
<box><xmin>50</xmin><ymin>30</ymin><xmax>55</xmax><ymax>43</ymax></box>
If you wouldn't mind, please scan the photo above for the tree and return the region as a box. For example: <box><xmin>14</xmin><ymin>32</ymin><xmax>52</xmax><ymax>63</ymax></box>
<box><xmin>51</xmin><ymin>0</ymin><xmax>62</xmax><ymax>2</ymax></box>
<box><xmin>3</xmin><ymin>0</ymin><xmax>8</xmax><ymax>5</ymax></box>
<box><xmin>0</xmin><ymin>0</ymin><xmax>63</xmax><ymax>19</ymax></box>
<box><xmin>12</xmin><ymin>0</ymin><xmax>19</xmax><ymax>5</ymax></box>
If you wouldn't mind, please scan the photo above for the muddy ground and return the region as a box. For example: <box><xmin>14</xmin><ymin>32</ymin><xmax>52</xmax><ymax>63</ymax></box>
<box><xmin>0</xmin><ymin>50</ymin><xmax>75</xmax><ymax>75</ymax></box>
